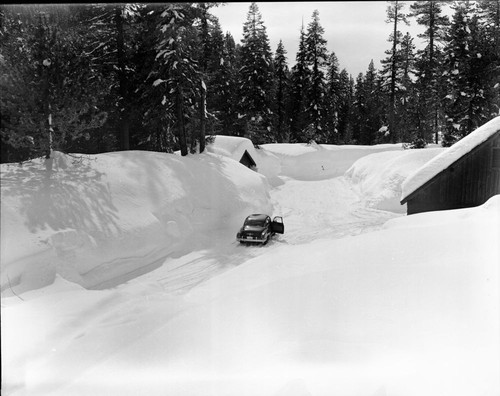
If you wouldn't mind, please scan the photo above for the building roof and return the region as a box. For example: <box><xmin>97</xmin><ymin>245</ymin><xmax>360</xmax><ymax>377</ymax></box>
<box><xmin>206</xmin><ymin>135</ymin><xmax>258</xmax><ymax>167</ymax></box>
<box><xmin>401</xmin><ymin>116</ymin><xmax>500</xmax><ymax>203</ymax></box>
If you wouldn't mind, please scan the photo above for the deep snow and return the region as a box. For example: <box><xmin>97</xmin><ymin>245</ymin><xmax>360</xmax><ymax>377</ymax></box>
<box><xmin>1</xmin><ymin>140</ymin><xmax>499</xmax><ymax>396</ymax></box>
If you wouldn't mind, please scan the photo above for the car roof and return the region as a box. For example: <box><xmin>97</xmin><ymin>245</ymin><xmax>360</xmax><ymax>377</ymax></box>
<box><xmin>246</xmin><ymin>214</ymin><xmax>269</xmax><ymax>221</ymax></box>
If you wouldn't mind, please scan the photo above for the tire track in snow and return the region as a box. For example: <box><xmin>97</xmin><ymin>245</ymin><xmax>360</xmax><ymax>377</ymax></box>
<box><xmin>132</xmin><ymin>175</ymin><xmax>401</xmax><ymax>294</ymax></box>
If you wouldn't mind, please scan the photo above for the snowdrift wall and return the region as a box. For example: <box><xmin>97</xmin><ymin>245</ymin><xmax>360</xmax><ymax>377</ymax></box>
<box><xmin>0</xmin><ymin>151</ymin><xmax>272</xmax><ymax>293</ymax></box>
<box><xmin>345</xmin><ymin>148</ymin><xmax>446</xmax><ymax>212</ymax></box>
<box><xmin>262</xmin><ymin>142</ymin><xmax>404</xmax><ymax>181</ymax></box>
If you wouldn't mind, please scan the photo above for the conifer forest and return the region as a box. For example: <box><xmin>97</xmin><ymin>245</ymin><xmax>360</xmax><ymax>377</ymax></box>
<box><xmin>1</xmin><ymin>2</ymin><xmax>499</xmax><ymax>163</ymax></box>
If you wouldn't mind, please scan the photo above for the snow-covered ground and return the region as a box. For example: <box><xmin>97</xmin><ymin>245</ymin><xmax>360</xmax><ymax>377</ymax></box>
<box><xmin>1</xmin><ymin>140</ymin><xmax>498</xmax><ymax>396</ymax></box>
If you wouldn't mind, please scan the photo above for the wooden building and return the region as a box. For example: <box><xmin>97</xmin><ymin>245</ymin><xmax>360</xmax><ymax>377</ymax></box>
<box><xmin>239</xmin><ymin>150</ymin><xmax>257</xmax><ymax>170</ymax></box>
<box><xmin>401</xmin><ymin>117</ymin><xmax>500</xmax><ymax>215</ymax></box>
<box><xmin>207</xmin><ymin>136</ymin><xmax>259</xmax><ymax>171</ymax></box>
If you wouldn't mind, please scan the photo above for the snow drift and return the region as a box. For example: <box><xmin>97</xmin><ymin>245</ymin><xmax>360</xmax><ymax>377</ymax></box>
<box><xmin>2</xmin><ymin>141</ymin><xmax>499</xmax><ymax>396</ymax></box>
<box><xmin>345</xmin><ymin>148</ymin><xmax>445</xmax><ymax>212</ymax></box>
<box><xmin>0</xmin><ymin>151</ymin><xmax>272</xmax><ymax>294</ymax></box>
<box><xmin>4</xmin><ymin>196</ymin><xmax>497</xmax><ymax>396</ymax></box>
<box><xmin>262</xmin><ymin>142</ymin><xmax>404</xmax><ymax>181</ymax></box>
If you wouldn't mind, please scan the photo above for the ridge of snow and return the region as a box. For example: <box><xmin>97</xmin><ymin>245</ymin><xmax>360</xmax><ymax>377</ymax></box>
<box><xmin>0</xmin><ymin>150</ymin><xmax>272</xmax><ymax>294</ymax></box>
<box><xmin>401</xmin><ymin>116</ymin><xmax>500</xmax><ymax>201</ymax></box>
<box><xmin>345</xmin><ymin>148</ymin><xmax>445</xmax><ymax>212</ymax></box>
<box><xmin>261</xmin><ymin>143</ymin><xmax>404</xmax><ymax>181</ymax></box>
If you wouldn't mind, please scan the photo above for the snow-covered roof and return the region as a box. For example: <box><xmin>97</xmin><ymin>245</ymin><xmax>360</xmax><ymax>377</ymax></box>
<box><xmin>401</xmin><ymin>116</ymin><xmax>500</xmax><ymax>202</ymax></box>
<box><xmin>206</xmin><ymin>135</ymin><xmax>257</xmax><ymax>165</ymax></box>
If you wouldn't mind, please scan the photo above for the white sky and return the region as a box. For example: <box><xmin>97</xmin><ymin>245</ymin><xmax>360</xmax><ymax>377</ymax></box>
<box><xmin>211</xmin><ymin>1</ymin><xmax>429</xmax><ymax>78</ymax></box>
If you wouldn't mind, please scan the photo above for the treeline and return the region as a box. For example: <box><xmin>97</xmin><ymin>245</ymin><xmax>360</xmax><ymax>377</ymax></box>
<box><xmin>1</xmin><ymin>2</ymin><xmax>499</xmax><ymax>163</ymax></box>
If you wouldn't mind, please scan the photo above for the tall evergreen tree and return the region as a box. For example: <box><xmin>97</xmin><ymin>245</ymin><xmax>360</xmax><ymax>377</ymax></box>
<box><xmin>154</xmin><ymin>3</ymin><xmax>204</xmax><ymax>156</ymax></box>
<box><xmin>352</xmin><ymin>61</ymin><xmax>385</xmax><ymax>145</ymax></box>
<box><xmin>325</xmin><ymin>52</ymin><xmax>341</xmax><ymax>143</ymax></box>
<box><xmin>289</xmin><ymin>23</ymin><xmax>309</xmax><ymax>143</ymax></box>
<box><xmin>477</xmin><ymin>0</ymin><xmax>500</xmax><ymax>119</ymax></box>
<box><xmin>304</xmin><ymin>9</ymin><xmax>329</xmax><ymax>142</ymax></box>
<box><xmin>273</xmin><ymin>40</ymin><xmax>290</xmax><ymax>142</ymax></box>
<box><xmin>396</xmin><ymin>32</ymin><xmax>418</xmax><ymax>143</ymax></box>
<box><xmin>0</xmin><ymin>5</ymin><xmax>108</xmax><ymax>162</ymax></box>
<box><xmin>442</xmin><ymin>1</ymin><xmax>495</xmax><ymax>145</ymax></box>
<box><xmin>382</xmin><ymin>0</ymin><xmax>409</xmax><ymax>142</ymax></box>
<box><xmin>336</xmin><ymin>69</ymin><xmax>355</xmax><ymax>143</ymax></box>
<box><xmin>409</xmin><ymin>0</ymin><xmax>449</xmax><ymax>143</ymax></box>
<box><xmin>237</xmin><ymin>2</ymin><xmax>274</xmax><ymax>145</ymax></box>
<box><xmin>218</xmin><ymin>32</ymin><xmax>240</xmax><ymax>135</ymax></box>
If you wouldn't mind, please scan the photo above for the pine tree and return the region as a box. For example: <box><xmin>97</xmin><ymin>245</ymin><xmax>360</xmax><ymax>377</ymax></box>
<box><xmin>154</xmin><ymin>3</ymin><xmax>203</xmax><ymax>156</ymax></box>
<box><xmin>325</xmin><ymin>52</ymin><xmax>341</xmax><ymax>143</ymax></box>
<box><xmin>218</xmin><ymin>32</ymin><xmax>240</xmax><ymax>135</ymax></box>
<box><xmin>396</xmin><ymin>32</ymin><xmax>418</xmax><ymax>144</ymax></box>
<box><xmin>442</xmin><ymin>1</ymin><xmax>495</xmax><ymax>146</ymax></box>
<box><xmin>477</xmin><ymin>0</ymin><xmax>500</xmax><ymax>119</ymax></box>
<box><xmin>352</xmin><ymin>61</ymin><xmax>385</xmax><ymax>145</ymax></box>
<box><xmin>304</xmin><ymin>9</ymin><xmax>329</xmax><ymax>142</ymax></box>
<box><xmin>237</xmin><ymin>2</ymin><xmax>274</xmax><ymax>145</ymax></box>
<box><xmin>273</xmin><ymin>40</ymin><xmax>290</xmax><ymax>142</ymax></box>
<box><xmin>0</xmin><ymin>5</ymin><xmax>108</xmax><ymax>162</ymax></box>
<box><xmin>336</xmin><ymin>69</ymin><xmax>355</xmax><ymax>144</ymax></box>
<box><xmin>351</xmin><ymin>73</ymin><xmax>365</xmax><ymax>144</ymax></box>
<box><xmin>382</xmin><ymin>0</ymin><xmax>409</xmax><ymax>142</ymax></box>
<box><xmin>409</xmin><ymin>0</ymin><xmax>449</xmax><ymax>143</ymax></box>
<box><xmin>289</xmin><ymin>23</ymin><xmax>310</xmax><ymax>143</ymax></box>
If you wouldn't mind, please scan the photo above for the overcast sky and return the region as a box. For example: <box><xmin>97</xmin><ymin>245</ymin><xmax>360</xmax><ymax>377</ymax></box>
<box><xmin>211</xmin><ymin>1</ymin><xmax>429</xmax><ymax>78</ymax></box>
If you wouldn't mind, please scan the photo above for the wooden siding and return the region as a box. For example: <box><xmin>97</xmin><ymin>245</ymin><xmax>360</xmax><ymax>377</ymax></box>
<box><xmin>239</xmin><ymin>150</ymin><xmax>256</xmax><ymax>169</ymax></box>
<box><xmin>406</xmin><ymin>132</ymin><xmax>500</xmax><ymax>214</ymax></box>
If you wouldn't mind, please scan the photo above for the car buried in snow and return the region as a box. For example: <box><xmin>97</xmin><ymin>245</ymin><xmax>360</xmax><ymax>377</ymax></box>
<box><xmin>236</xmin><ymin>214</ymin><xmax>284</xmax><ymax>244</ymax></box>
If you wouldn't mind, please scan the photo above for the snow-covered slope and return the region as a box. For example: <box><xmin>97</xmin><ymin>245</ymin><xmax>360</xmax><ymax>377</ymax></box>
<box><xmin>3</xmin><ymin>197</ymin><xmax>498</xmax><ymax>396</ymax></box>
<box><xmin>2</xmin><ymin>143</ymin><xmax>498</xmax><ymax>396</ymax></box>
<box><xmin>262</xmin><ymin>142</ymin><xmax>403</xmax><ymax>181</ymax></box>
<box><xmin>401</xmin><ymin>116</ymin><xmax>500</xmax><ymax>200</ymax></box>
<box><xmin>0</xmin><ymin>151</ymin><xmax>272</xmax><ymax>294</ymax></box>
<box><xmin>345</xmin><ymin>148</ymin><xmax>445</xmax><ymax>212</ymax></box>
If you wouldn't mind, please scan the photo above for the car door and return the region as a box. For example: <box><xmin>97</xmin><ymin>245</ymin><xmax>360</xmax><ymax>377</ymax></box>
<box><xmin>271</xmin><ymin>216</ymin><xmax>284</xmax><ymax>234</ymax></box>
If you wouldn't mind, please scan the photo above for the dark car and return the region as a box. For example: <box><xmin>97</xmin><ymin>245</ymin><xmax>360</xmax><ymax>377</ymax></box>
<box><xmin>236</xmin><ymin>214</ymin><xmax>284</xmax><ymax>244</ymax></box>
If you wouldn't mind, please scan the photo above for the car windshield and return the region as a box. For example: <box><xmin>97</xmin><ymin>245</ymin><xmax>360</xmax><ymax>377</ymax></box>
<box><xmin>245</xmin><ymin>219</ymin><xmax>265</xmax><ymax>227</ymax></box>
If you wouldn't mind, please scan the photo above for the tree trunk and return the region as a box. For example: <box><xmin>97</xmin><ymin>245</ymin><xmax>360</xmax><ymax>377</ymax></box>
<box><xmin>429</xmin><ymin>2</ymin><xmax>439</xmax><ymax>144</ymax></box>
<box><xmin>199</xmin><ymin>80</ymin><xmax>206</xmax><ymax>153</ymax></box>
<box><xmin>115</xmin><ymin>6</ymin><xmax>129</xmax><ymax>151</ymax></box>
<box><xmin>390</xmin><ymin>1</ymin><xmax>398</xmax><ymax>143</ymax></box>
<box><xmin>177</xmin><ymin>90</ymin><xmax>188</xmax><ymax>156</ymax></box>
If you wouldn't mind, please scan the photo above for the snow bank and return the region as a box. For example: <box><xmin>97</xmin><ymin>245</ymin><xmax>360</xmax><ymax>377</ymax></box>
<box><xmin>13</xmin><ymin>195</ymin><xmax>497</xmax><ymax>396</ymax></box>
<box><xmin>401</xmin><ymin>116</ymin><xmax>500</xmax><ymax>200</ymax></box>
<box><xmin>345</xmin><ymin>148</ymin><xmax>445</xmax><ymax>212</ymax></box>
<box><xmin>2</xmin><ymin>144</ymin><xmax>499</xmax><ymax>396</ymax></box>
<box><xmin>0</xmin><ymin>151</ymin><xmax>272</xmax><ymax>294</ymax></box>
<box><xmin>262</xmin><ymin>142</ymin><xmax>404</xmax><ymax>181</ymax></box>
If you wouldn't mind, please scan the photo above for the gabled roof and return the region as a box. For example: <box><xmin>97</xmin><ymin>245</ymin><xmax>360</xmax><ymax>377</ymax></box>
<box><xmin>401</xmin><ymin>116</ymin><xmax>500</xmax><ymax>203</ymax></box>
<box><xmin>206</xmin><ymin>135</ymin><xmax>258</xmax><ymax>166</ymax></box>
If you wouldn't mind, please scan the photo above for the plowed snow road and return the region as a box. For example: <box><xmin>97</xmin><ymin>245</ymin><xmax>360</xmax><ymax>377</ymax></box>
<box><xmin>143</xmin><ymin>175</ymin><xmax>401</xmax><ymax>294</ymax></box>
